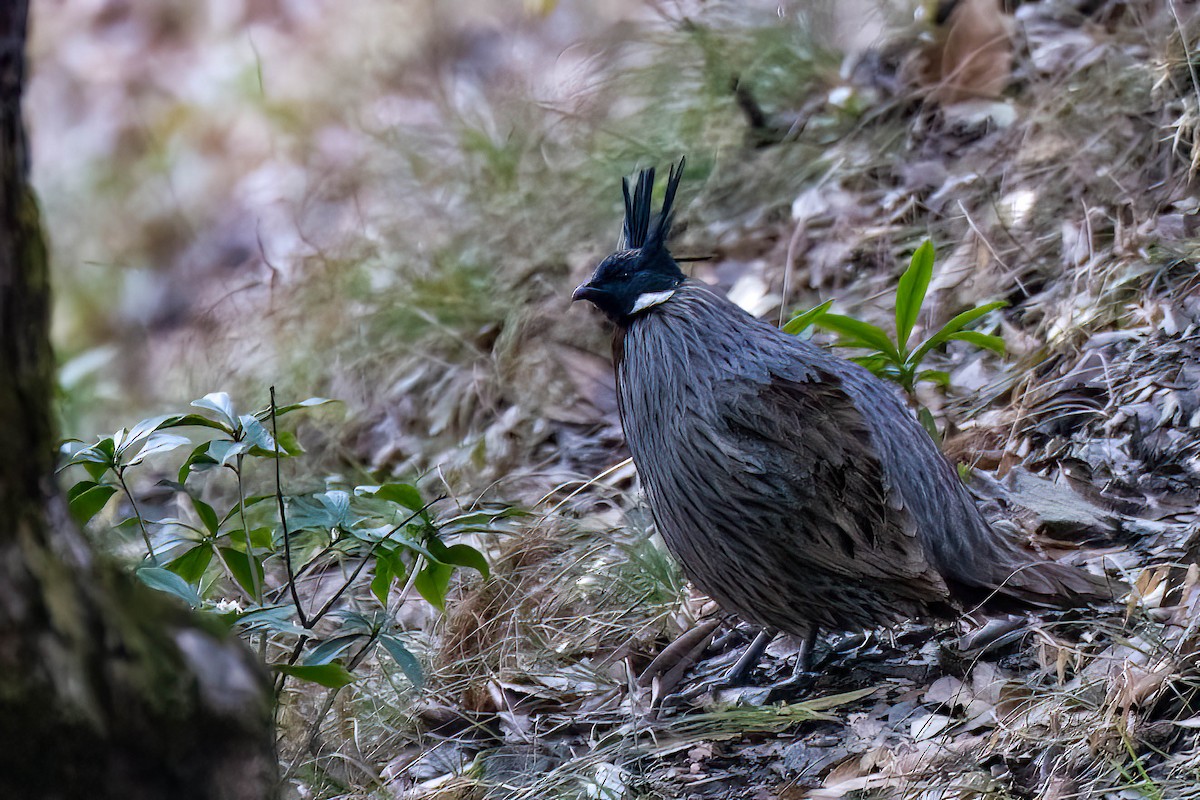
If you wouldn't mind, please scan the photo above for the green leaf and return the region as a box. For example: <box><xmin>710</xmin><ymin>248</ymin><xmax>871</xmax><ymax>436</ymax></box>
<box><xmin>235</xmin><ymin>605</ymin><xmax>305</xmax><ymax>635</ymax></box>
<box><xmin>371</xmin><ymin>549</ymin><xmax>408</xmax><ymax>606</ymax></box>
<box><xmin>191</xmin><ymin>392</ymin><xmax>238</xmax><ymax>429</ymax></box>
<box><xmin>166</xmin><ymin>544</ymin><xmax>214</xmax><ymax>583</ymax></box>
<box><xmin>67</xmin><ymin>481</ymin><xmax>117</xmax><ymax>525</ymax></box>
<box><xmin>219</xmin><ymin>547</ymin><xmax>264</xmax><ymax>597</ymax></box>
<box><xmin>379</xmin><ymin>634</ymin><xmax>424</xmax><ymax>689</ymax></box>
<box><xmin>255</xmin><ymin>396</ymin><xmax>336</xmax><ymax>421</ymax></box>
<box><xmin>178</xmin><ymin>442</ymin><xmax>218</xmax><ymax>483</ymax></box>
<box><xmin>947</xmin><ymin>330</ymin><xmax>1006</xmax><ymax>354</ymax></box>
<box><xmin>917</xmin><ymin>406</ymin><xmax>942</xmax><ymax>445</ymax></box>
<box><xmin>909</xmin><ymin>301</ymin><xmax>1007</xmax><ymax>365</ymax></box>
<box><xmin>273</xmin><ymin>663</ymin><xmax>355</xmax><ymax>689</ymax></box>
<box><xmin>274</xmin><ymin>429</ymin><xmax>305</xmax><ymax>456</ymax></box>
<box><xmin>238</xmin><ymin>415</ymin><xmax>278</xmax><ymax>453</ymax></box>
<box><xmin>370</xmin><ymin>560</ymin><xmax>392</xmax><ymax>606</ymax></box>
<box><xmin>220</xmin><ymin>495</ymin><xmax>274</xmax><ymax>526</ymax></box>
<box><xmin>814</xmin><ymin>314</ymin><xmax>902</xmax><ymax>362</ymax></box>
<box><xmin>359</xmin><ymin>483</ymin><xmax>424</xmax><ymax>512</ymax></box>
<box><xmin>782</xmin><ymin>299</ymin><xmax>834</xmax><ymax>335</ymax></box>
<box><xmin>438</xmin><ymin>543</ymin><xmax>490</xmax><ymax>579</ymax></box>
<box><xmin>247</xmin><ymin>527</ymin><xmax>274</xmax><ymax>549</ymax></box>
<box><xmin>61</xmin><ymin>437</ymin><xmax>116</xmax><ymax>471</ymax></box>
<box><xmin>302</xmin><ymin>634</ymin><xmax>364</xmax><ymax>666</ymax></box>
<box><xmin>136</xmin><ymin>566</ymin><xmax>201</xmax><ymax>607</ymax></box>
<box><xmin>413</xmin><ymin>561</ymin><xmax>454</xmax><ymax>610</ymax></box>
<box><xmin>124</xmin><ymin>432</ymin><xmax>191</xmax><ymax>467</ymax></box>
<box><xmin>190</xmin><ymin>495</ymin><xmax>220</xmax><ymax>535</ymax></box>
<box><xmin>895</xmin><ymin>240</ymin><xmax>934</xmax><ymax>350</ymax></box>
<box><xmin>916</xmin><ymin>369</ymin><xmax>951</xmax><ymax>387</ymax></box>
<box><xmin>207</xmin><ymin>439</ymin><xmax>253</xmax><ymax>468</ymax></box>
<box><xmin>159</xmin><ymin>412</ymin><xmax>234</xmax><ymax>434</ymax></box>
<box><xmin>119</xmin><ymin>414</ymin><xmax>174</xmax><ymax>453</ymax></box>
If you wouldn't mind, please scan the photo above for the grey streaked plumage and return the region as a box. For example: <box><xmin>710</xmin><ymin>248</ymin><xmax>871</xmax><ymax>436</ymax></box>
<box><xmin>575</xmin><ymin>161</ymin><xmax>1119</xmax><ymax>646</ymax></box>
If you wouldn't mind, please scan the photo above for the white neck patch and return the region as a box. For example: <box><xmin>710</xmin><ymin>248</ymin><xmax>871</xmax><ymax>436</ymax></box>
<box><xmin>630</xmin><ymin>289</ymin><xmax>676</xmax><ymax>315</ymax></box>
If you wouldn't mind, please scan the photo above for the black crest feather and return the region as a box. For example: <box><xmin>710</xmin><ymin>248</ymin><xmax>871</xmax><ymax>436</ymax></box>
<box><xmin>620</xmin><ymin>158</ymin><xmax>685</xmax><ymax>251</ymax></box>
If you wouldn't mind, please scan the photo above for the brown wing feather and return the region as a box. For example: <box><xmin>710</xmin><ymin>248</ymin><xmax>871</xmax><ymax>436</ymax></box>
<box><xmin>713</xmin><ymin>369</ymin><xmax>952</xmax><ymax>605</ymax></box>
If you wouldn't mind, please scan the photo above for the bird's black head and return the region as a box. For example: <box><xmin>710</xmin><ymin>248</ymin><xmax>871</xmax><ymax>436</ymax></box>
<box><xmin>573</xmin><ymin>159</ymin><xmax>686</xmax><ymax>325</ymax></box>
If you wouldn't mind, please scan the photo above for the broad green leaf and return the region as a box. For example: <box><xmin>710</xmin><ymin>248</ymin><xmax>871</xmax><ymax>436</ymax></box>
<box><xmin>120</xmin><ymin>414</ymin><xmax>175</xmax><ymax>452</ymax></box>
<box><xmin>238</xmin><ymin>415</ymin><xmax>278</xmax><ymax>453</ymax></box>
<box><xmin>178</xmin><ymin>442</ymin><xmax>218</xmax><ymax>483</ymax></box>
<box><xmin>190</xmin><ymin>495</ymin><xmax>220</xmax><ymax>535</ymax></box>
<box><xmin>413</xmin><ymin>561</ymin><xmax>454</xmax><ymax>610</ymax></box>
<box><xmin>438</xmin><ymin>544</ymin><xmax>490</xmax><ymax>579</ymax></box>
<box><xmin>947</xmin><ymin>330</ymin><xmax>1006</xmax><ymax>354</ymax></box>
<box><xmin>207</xmin><ymin>439</ymin><xmax>253</xmax><ymax>468</ymax></box>
<box><xmin>302</xmin><ymin>634</ymin><xmax>364</xmax><ymax>666</ymax></box>
<box><xmin>124</xmin><ymin>432</ymin><xmax>191</xmax><ymax>467</ymax></box>
<box><xmin>166</xmin><ymin>544</ymin><xmax>214</xmax><ymax>584</ymax></box>
<box><xmin>379</xmin><ymin>634</ymin><xmax>424</xmax><ymax>689</ymax></box>
<box><xmin>895</xmin><ymin>240</ymin><xmax>934</xmax><ymax>350</ymax></box>
<box><xmin>359</xmin><ymin>483</ymin><xmax>424</xmax><ymax>512</ymax></box>
<box><xmin>318</xmin><ymin>491</ymin><xmax>351</xmax><ymax>523</ymax></box>
<box><xmin>159</xmin><ymin>412</ymin><xmax>234</xmax><ymax>434</ymax></box>
<box><xmin>219</xmin><ymin>547</ymin><xmax>264</xmax><ymax>597</ymax></box>
<box><xmin>782</xmin><ymin>299</ymin><xmax>833</xmax><ymax>335</ymax></box>
<box><xmin>236</xmin><ymin>605</ymin><xmax>305</xmax><ymax>635</ymax></box>
<box><xmin>274</xmin><ymin>429</ymin><xmax>305</xmax><ymax>456</ymax></box>
<box><xmin>273</xmin><ymin>663</ymin><xmax>355</xmax><ymax>689</ymax></box>
<box><xmin>371</xmin><ymin>549</ymin><xmax>408</xmax><ymax>606</ymax></box>
<box><xmin>61</xmin><ymin>437</ymin><xmax>116</xmax><ymax>470</ymax></box>
<box><xmin>219</xmin><ymin>495</ymin><xmax>273</xmax><ymax>526</ymax></box>
<box><xmin>67</xmin><ymin>482</ymin><xmax>117</xmax><ymax>525</ymax></box>
<box><xmin>814</xmin><ymin>314</ymin><xmax>902</xmax><ymax>361</ymax></box>
<box><xmin>136</xmin><ymin>566</ymin><xmax>201</xmax><ymax>607</ymax></box>
<box><xmin>247</xmin><ymin>527</ymin><xmax>274</xmax><ymax>549</ymax></box>
<box><xmin>370</xmin><ymin>558</ymin><xmax>393</xmax><ymax>606</ymax></box>
<box><xmin>192</xmin><ymin>392</ymin><xmax>238</xmax><ymax>429</ymax></box>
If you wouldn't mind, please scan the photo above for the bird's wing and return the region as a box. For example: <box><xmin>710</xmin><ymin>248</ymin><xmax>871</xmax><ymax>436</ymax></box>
<box><xmin>711</xmin><ymin>367</ymin><xmax>944</xmax><ymax>589</ymax></box>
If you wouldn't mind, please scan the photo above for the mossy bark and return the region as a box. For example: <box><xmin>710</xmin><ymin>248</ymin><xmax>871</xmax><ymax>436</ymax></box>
<box><xmin>0</xmin><ymin>4</ymin><xmax>277</xmax><ymax>797</ymax></box>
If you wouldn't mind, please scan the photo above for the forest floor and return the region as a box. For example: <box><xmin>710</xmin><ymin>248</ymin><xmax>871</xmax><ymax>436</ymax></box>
<box><xmin>31</xmin><ymin>1</ymin><xmax>1200</xmax><ymax>798</ymax></box>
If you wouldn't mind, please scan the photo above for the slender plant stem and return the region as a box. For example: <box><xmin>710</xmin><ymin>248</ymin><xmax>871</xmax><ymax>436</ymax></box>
<box><xmin>305</xmin><ymin>502</ymin><xmax>438</xmax><ymax>628</ymax></box>
<box><xmin>271</xmin><ymin>386</ymin><xmax>309</xmax><ymax>628</ymax></box>
<box><xmin>116</xmin><ymin>467</ymin><xmax>157</xmax><ymax>564</ymax></box>
<box><xmin>283</xmin><ymin>631</ymin><xmax>382</xmax><ymax>784</ymax></box>
<box><xmin>234</xmin><ymin>453</ymin><xmax>262</xmax><ymax>603</ymax></box>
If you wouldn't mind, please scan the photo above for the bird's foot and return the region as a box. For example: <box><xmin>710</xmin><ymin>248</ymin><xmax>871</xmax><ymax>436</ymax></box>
<box><xmin>763</xmin><ymin>669</ymin><xmax>821</xmax><ymax>703</ymax></box>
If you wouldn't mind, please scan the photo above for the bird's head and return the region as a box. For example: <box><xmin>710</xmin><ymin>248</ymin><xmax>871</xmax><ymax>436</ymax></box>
<box><xmin>572</xmin><ymin>159</ymin><xmax>686</xmax><ymax>324</ymax></box>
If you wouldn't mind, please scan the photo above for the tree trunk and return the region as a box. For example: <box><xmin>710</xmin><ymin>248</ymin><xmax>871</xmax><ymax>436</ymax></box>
<box><xmin>0</xmin><ymin>4</ymin><xmax>277</xmax><ymax>797</ymax></box>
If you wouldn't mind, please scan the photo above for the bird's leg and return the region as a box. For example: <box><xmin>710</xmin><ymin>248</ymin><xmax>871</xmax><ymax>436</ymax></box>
<box><xmin>765</xmin><ymin>625</ymin><xmax>821</xmax><ymax>701</ymax></box>
<box><xmin>723</xmin><ymin>627</ymin><xmax>777</xmax><ymax>686</ymax></box>
<box><xmin>794</xmin><ymin>625</ymin><xmax>819</xmax><ymax>675</ymax></box>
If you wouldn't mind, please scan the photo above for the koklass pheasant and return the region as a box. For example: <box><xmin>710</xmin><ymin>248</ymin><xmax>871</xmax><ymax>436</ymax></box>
<box><xmin>572</xmin><ymin>160</ymin><xmax>1117</xmax><ymax>677</ymax></box>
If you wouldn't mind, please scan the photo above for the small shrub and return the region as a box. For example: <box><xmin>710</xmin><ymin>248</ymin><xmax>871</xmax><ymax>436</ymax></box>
<box><xmin>60</xmin><ymin>389</ymin><xmax>509</xmax><ymax>695</ymax></box>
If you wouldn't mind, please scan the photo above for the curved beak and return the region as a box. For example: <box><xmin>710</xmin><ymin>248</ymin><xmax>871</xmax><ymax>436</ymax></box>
<box><xmin>572</xmin><ymin>283</ymin><xmax>605</xmax><ymax>304</ymax></box>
